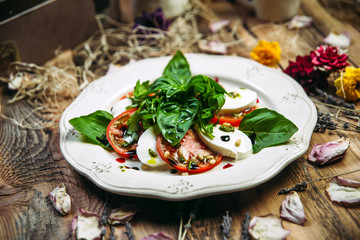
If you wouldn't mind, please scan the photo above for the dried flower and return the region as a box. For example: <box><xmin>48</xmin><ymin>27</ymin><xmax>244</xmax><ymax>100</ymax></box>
<box><xmin>280</xmin><ymin>192</ymin><xmax>306</xmax><ymax>225</ymax></box>
<box><xmin>326</xmin><ymin>177</ymin><xmax>360</xmax><ymax>206</ymax></box>
<box><xmin>308</xmin><ymin>137</ymin><xmax>350</xmax><ymax>166</ymax></box>
<box><xmin>221</xmin><ymin>211</ymin><xmax>232</xmax><ymax>240</ymax></box>
<box><xmin>198</xmin><ymin>40</ymin><xmax>227</xmax><ymax>55</ymax></box>
<box><xmin>283</xmin><ymin>55</ymin><xmax>328</xmax><ymax>93</ymax></box>
<box><xmin>107</xmin><ymin>205</ymin><xmax>137</xmax><ymax>225</ymax></box>
<box><xmin>209</xmin><ymin>19</ymin><xmax>230</xmax><ymax>33</ymax></box>
<box><xmin>248</xmin><ymin>214</ymin><xmax>290</xmax><ymax>240</ymax></box>
<box><xmin>141</xmin><ymin>232</ymin><xmax>173</xmax><ymax>240</ymax></box>
<box><xmin>310</xmin><ymin>45</ymin><xmax>349</xmax><ymax>72</ymax></box>
<box><xmin>49</xmin><ymin>183</ymin><xmax>71</xmax><ymax>216</ymax></box>
<box><xmin>72</xmin><ymin>208</ymin><xmax>103</xmax><ymax>240</ymax></box>
<box><xmin>133</xmin><ymin>8</ymin><xmax>171</xmax><ymax>31</ymax></box>
<box><xmin>334</xmin><ymin>66</ymin><xmax>360</xmax><ymax>101</ymax></box>
<box><xmin>241</xmin><ymin>212</ymin><xmax>251</xmax><ymax>240</ymax></box>
<box><xmin>250</xmin><ymin>40</ymin><xmax>281</xmax><ymax>68</ymax></box>
<box><xmin>278</xmin><ymin>182</ymin><xmax>307</xmax><ymax>195</ymax></box>
<box><xmin>288</xmin><ymin>15</ymin><xmax>312</xmax><ymax>29</ymax></box>
<box><xmin>323</xmin><ymin>31</ymin><xmax>351</xmax><ymax>48</ymax></box>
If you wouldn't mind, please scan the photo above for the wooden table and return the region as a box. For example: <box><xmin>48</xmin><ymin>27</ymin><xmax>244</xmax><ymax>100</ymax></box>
<box><xmin>1</xmin><ymin>0</ymin><xmax>360</xmax><ymax>239</ymax></box>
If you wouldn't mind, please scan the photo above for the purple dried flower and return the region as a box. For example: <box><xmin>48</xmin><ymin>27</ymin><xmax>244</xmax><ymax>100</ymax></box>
<box><xmin>133</xmin><ymin>8</ymin><xmax>171</xmax><ymax>31</ymax></box>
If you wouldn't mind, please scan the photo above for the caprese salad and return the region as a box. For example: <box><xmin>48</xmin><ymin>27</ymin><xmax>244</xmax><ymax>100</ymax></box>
<box><xmin>69</xmin><ymin>51</ymin><xmax>298</xmax><ymax>174</ymax></box>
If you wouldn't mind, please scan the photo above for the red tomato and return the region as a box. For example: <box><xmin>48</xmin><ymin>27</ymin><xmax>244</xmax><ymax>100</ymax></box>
<box><xmin>156</xmin><ymin>129</ymin><xmax>222</xmax><ymax>173</ymax></box>
<box><xmin>106</xmin><ymin>108</ymin><xmax>139</xmax><ymax>158</ymax></box>
<box><xmin>120</xmin><ymin>91</ymin><xmax>134</xmax><ymax>100</ymax></box>
<box><xmin>210</xmin><ymin>106</ymin><xmax>257</xmax><ymax>127</ymax></box>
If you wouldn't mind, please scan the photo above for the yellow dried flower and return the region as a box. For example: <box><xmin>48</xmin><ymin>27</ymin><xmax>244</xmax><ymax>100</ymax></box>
<box><xmin>250</xmin><ymin>40</ymin><xmax>281</xmax><ymax>67</ymax></box>
<box><xmin>334</xmin><ymin>66</ymin><xmax>360</xmax><ymax>101</ymax></box>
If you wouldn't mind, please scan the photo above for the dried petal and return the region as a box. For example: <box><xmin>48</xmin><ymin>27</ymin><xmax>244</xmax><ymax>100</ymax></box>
<box><xmin>308</xmin><ymin>137</ymin><xmax>350</xmax><ymax>165</ymax></box>
<box><xmin>72</xmin><ymin>208</ymin><xmax>103</xmax><ymax>240</ymax></box>
<box><xmin>8</xmin><ymin>73</ymin><xmax>24</xmax><ymax>90</ymax></box>
<box><xmin>280</xmin><ymin>192</ymin><xmax>306</xmax><ymax>225</ymax></box>
<box><xmin>326</xmin><ymin>177</ymin><xmax>360</xmax><ymax>206</ymax></box>
<box><xmin>249</xmin><ymin>214</ymin><xmax>290</xmax><ymax>240</ymax></box>
<box><xmin>107</xmin><ymin>205</ymin><xmax>136</xmax><ymax>225</ymax></box>
<box><xmin>323</xmin><ymin>31</ymin><xmax>351</xmax><ymax>48</ymax></box>
<box><xmin>49</xmin><ymin>183</ymin><xmax>71</xmax><ymax>215</ymax></box>
<box><xmin>209</xmin><ymin>19</ymin><xmax>230</xmax><ymax>33</ymax></box>
<box><xmin>288</xmin><ymin>15</ymin><xmax>312</xmax><ymax>29</ymax></box>
<box><xmin>198</xmin><ymin>40</ymin><xmax>227</xmax><ymax>55</ymax></box>
<box><xmin>141</xmin><ymin>231</ymin><xmax>173</xmax><ymax>240</ymax></box>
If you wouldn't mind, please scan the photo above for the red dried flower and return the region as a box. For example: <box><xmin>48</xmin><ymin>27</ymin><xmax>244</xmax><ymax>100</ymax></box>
<box><xmin>310</xmin><ymin>45</ymin><xmax>349</xmax><ymax>71</ymax></box>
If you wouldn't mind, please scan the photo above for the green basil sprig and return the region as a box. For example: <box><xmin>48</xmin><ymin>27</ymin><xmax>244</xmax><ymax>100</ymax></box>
<box><xmin>69</xmin><ymin>110</ymin><xmax>113</xmax><ymax>149</ymax></box>
<box><xmin>239</xmin><ymin>108</ymin><xmax>298</xmax><ymax>153</ymax></box>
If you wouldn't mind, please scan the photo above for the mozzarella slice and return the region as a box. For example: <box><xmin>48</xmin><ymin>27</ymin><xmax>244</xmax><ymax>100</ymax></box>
<box><xmin>136</xmin><ymin>127</ymin><xmax>167</xmax><ymax>167</ymax></box>
<box><xmin>219</xmin><ymin>88</ymin><xmax>257</xmax><ymax>115</ymax></box>
<box><xmin>110</xmin><ymin>98</ymin><xmax>132</xmax><ymax>117</ymax></box>
<box><xmin>196</xmin><ymin>125</ymin><xmax>253</xmax><ymax>160</ymax></box>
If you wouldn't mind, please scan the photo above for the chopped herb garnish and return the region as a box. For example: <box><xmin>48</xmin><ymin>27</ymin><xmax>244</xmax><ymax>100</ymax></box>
<box><xmin>219</xmin><ymin>125</ymin><xmax>235</xmax><ymax>132</ymax></box>
<box><xmin>148</xmin><ymin>148</ymin><xmax>158</xmax><ymax>158</ymax></box>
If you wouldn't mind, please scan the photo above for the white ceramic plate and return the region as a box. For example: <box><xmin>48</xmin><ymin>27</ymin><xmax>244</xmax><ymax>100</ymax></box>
<box><xmin>59</xmin><ymin>54</ymin><xmax>317</xmax><ymax>201</ymax></box>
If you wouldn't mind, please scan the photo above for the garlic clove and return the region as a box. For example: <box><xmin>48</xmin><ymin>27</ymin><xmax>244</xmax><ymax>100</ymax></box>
<box><xmin>249</xmin><ymin>214</ymin><xmax>290</xmax><ymax>240</ymax></box>
<box><xmin>49</xmin><ymin>183</ymin><xmax>71</xmax><ymax>216</ymax></box>
<box><xmin>280</xmin><ymin>192</ymin><xmax>306</xmax><ymax>225</ymax></box>
<box><xmin>107</xmin><ymin>205</ymin><xmax>136</xmax><ymax>225</ymax></box>
<box><xmin>72</xmin><ymin>208</ymin><xmax>103</xmax><ymax>240</ymax></box>
<box><xmin>308</xmin><ymin>137</ymin><xmax>350</xmax><ymax>166</ymax></box>
<box><xmin>326</xmin><ymin>177</ymin><xmax>360</xmax><ymax>206</ymax></box>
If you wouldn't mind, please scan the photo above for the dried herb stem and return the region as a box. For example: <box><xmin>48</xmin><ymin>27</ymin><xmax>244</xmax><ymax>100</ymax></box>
<box><xmin>279</xmin><ymin>168</ymin><xmax>360</xmax><ymax>194</ymax></box>
<box><xmin>313</xmin><ymin>99</ymin><xmax>360</xmax><ymax>114</ymax></box>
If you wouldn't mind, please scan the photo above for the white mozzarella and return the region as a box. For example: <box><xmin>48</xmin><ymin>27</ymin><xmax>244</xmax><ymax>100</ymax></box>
<box><xmin>136</xmin><ymin>127</ymin><xmax>167</xmax><ymax>167</ymax></box>
<box><xmin>196</xmin><ymin>125</ymin><xmax>253</xmax><ymax>160</ymax></box>
<box><xmin>219</xmin><ymin>88</ymin><xmax>257</xmax><ymax>115</ymax></box>
<box><xmin>110</xmin><ymin>98</ymin><xmax>132</xmax><ymax>117</ymax></box>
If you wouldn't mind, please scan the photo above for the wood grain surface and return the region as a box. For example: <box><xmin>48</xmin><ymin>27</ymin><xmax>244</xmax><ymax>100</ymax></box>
<box><xmin>1</xmin><ymin>0</ymin><xmax>360</xmax><ymax>239</ymax></box>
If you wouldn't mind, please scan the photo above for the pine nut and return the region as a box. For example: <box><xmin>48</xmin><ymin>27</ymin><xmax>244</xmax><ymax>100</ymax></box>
<box><xmin>235</xmin><ymin>138</ymin><xmax>241</xmax><ymax>146</ymax></box>
<box><xmin>190</xmin><ymin>157</ymin><xmax>196</xmax><ymax>161</ymax></box>
<box><xmin>198</xmin><ymin>154</ymin><xmax>204</xmax><ymax>160</ymax></box>
<box><xmin>209</xmin><ymin>159</ymin><xmax>216</xmax><ymax>165</ymax></box>
<box><xmin>178</xmin><ymin>148</ymin><xmax>183</xmax><ymax>156</ymax></box>
<box><xmin>181</xmin><ymin>172</ymin><xmax>189</xmax><ymax>176</ymax></box>
<box><xmin>164</xmin><ymin>151</ymin><xmax>170</xmax><ymax>158</ymax></box>
<box><xmin>223</xmin><ymin>122</ymin><xmax>231</xmax><ymax>127</ymax></box>
<box><xmin>207</xmin><ymin>155</ymin><xmax>214</xmax><ymax>160</ymax></box>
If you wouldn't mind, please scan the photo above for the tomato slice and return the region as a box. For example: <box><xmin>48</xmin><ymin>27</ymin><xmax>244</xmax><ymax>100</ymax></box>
<box><xmin>106</xmin><ymin>108</ymin><xmax>139</xmax><ymax>158</ymax></box>
<box><xmin>156</xmin><ymin>129</ymin><xmax>222</xmax><ymax>173</ymax></box>
<box><xmin>210</xmin><ymin>106</ymin><xmax>257</xmax><ymax>127</ymax></box>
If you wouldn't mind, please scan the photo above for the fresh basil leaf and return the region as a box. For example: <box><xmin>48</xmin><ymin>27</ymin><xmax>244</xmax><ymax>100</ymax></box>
<box><xmin>69</xmin><ymin>110</ymin><xmax>113</xmax><ymax>149</ymax></box>
<box><xmin>239</xmin><ymin>108</ymin><xmax>298</xmax><ymax>153</ymax></box>
<box><xmin>122</xmin><ymin>110</ymin><xmax>141</xmax><ymax>146</ymax></box>
<box><xmin>157</xmin><ymin>98</ymin><xmax>198</xmax><ymax>146</ymax></box>
<box><xmin>162</xmin><ymin>50</ymin><xmax>191</xmax><ymax>85</ymax></box>
<box><xmin>133</xmin><ymin>80</ymin><xmax>151</xmax><ymax>99</ymax></box>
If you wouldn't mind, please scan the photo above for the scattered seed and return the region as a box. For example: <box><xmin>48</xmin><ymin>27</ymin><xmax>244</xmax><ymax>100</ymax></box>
<box><xmin>190</xmin><ymin>157</ymin><xmax>196</xmax><ymax>161</ymax></box>
<box><xmin>164</xmin><ymin>151</ymin><xmax>170</xmax><ymax>158</ymax></box>
<box><xmin>221</xmin><ymin>135</ymin><xmax>230</xmax><ymax>142</ymax></box>
<box><xmin>178</xmin><ymin>148</ymin><xmax>183</xmax><ymax>156</ymax></box>
<box><xmin>209</xmin><ymin>159</ymin><xmax>216</xmax><ymax>165</ymax></box>
<box><xmin>182</xmin><ymin>172</ymin><xmax>189</xmax><ymax>176</ymax></box>
<box><xmin>235</xmin><ymin>138</ymin><xmax>241</xmax><ymax>147</ymax></box>
<box><xmin>207</xmin><ymin>155</ymin><xmax>214</xmax><ymax>159</ymax></box>
<box><xmin>198</xmin><ymin>154</ymin><xmax>204</xmax><ymax>160</ymax></box>
<box><xmin>223</xmin><ymin>122</ymin><xmax>231</xmax><ymax>126</ymax></box>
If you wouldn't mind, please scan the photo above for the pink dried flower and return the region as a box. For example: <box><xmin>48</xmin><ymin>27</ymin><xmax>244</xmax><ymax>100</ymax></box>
<box><xmin>308</xmin><ymin>137</ymin><xmax>350</xmax><ymax>166</ymax></box>
<box><xmin>141</xmin><ymin>232</ymin><xmax>173</xmax><ymax>240</ymax></box>
<box><xmin>280</xmin><ymin>192</ymin><xmax>306</xmax><ymax>225</ymax></box>
<box><xmin>72</xmin><ymin>208</ymin><xmax>103</xmax><ymax>240</ymax></box>
<box><xmin>310</xmin><ymin>45</ymin><xmax>349</xmax><ymax>71</ymax></box>
<box><xmin>326</xmin><ymin>177</ymin><xmax>360</xmax><ymax>207</ymax></box>
<box><xmin>107</xmin><ymin>205</ymin><xmax>136</xmax><ymax>225</ymax></box>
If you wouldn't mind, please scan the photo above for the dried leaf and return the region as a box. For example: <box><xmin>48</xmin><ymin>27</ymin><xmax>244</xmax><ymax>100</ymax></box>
<box><xmin>326</xmin><ymin>177</ymin><xmax>360</xmax><ymax>206</ymax></box>
<box><xmin>141</xmin><ymin>231</ymin><xmax>174</xmax><ymax>240</ymax></box>
<box><xmin>72</xmin><ymin>208</ymin><xmax>103</xmax><ymax>240</ymax></box>
<box><xmin>280</xmin><ymin>192</ymin><xmax>306</xmax><ymax>225</ymax></box>
<box><xmin>249</xmin><ymin>214</ymin><xmax>290</xmax><ymax>240</ymax></box>
<box><xmin>308</xmin><ymin>137</ymin><xmax>350</xmax><ymax>166</ymax></box>
<box><xmin>49</xmin><ymin>183</ymin><xmax>71</xmax><ymax>216</ymax></box>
